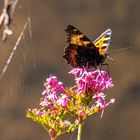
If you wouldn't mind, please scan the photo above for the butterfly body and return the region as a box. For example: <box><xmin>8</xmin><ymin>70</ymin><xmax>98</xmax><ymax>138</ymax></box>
<box><xmin>63</xmin><ymin>25</ymin><xmax>111</xmax><ymax>68</ymax></box>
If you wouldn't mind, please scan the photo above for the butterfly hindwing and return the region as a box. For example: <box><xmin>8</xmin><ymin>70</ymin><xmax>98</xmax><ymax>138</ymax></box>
<box><xmin>93</xmin><ymin>29</ymin><xmax>111</xmax><ymax>55</ymax></box>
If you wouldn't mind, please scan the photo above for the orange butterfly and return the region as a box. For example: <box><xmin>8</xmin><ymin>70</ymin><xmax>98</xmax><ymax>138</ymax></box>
<box><xmin>63</xmin><ymin>25</ymin><xmax>112</xmax><ymax>68</ymax></box>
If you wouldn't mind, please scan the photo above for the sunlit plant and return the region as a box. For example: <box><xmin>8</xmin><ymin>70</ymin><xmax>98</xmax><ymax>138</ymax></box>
<box><xmin>26</xmin><ymin>68</ymin><xmax>115</xmax><ymax>140</ymax></box>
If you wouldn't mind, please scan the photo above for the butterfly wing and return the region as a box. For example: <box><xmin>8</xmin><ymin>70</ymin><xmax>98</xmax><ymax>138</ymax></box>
<box><xmin>93</xmin><ymin>29</ymin><xmax>112</xmax><ymax>56</ymax></box>
<box><xmin>63</xmin><ymin>25</ymin><xmax>98</xmax><ymax>67</ymax></box>
<box><xmin>65</xmin><ymin>25</ymin><xmax>94</xmax><ymax>48</ymax></box>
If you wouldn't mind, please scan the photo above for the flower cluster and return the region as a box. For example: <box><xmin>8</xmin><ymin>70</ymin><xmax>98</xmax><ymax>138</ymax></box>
<box><xmin>70</xmin><ymin>68</ymin><xmax>114</xmax><ymax>112</ymax></box>
<box><xmin>70</xmin><ymin>68</ymin><xmax>113</xmax><ymax>92</ymax></box>
<box><xmin>40</xmin><ymin>76</ymin><xmax>68</xmax><ymax>108</ymax></box>
<box><xmin>26</xmin><ymin>68</ymin><xmax>115</xmax><ymax>140</ymax></box>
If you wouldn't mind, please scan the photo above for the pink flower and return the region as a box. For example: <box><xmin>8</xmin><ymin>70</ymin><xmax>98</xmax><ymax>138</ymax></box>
<box><xmin>69</xmin><ymin>68</ymin><xmax>113</xmax><ymax>93</ymax></box>
<box><xmin>38</xmin><ymin>68</ymin><xmax>114</xmax><ymax>117</ymax></box>
<box><xmin>57</xmin><ymin>95</ymin><xmax>69</xmax><ymax>107</ymax></box>
<box><xmin>40</xmin><ymin>76</ymin><xmax>65</xmax><ymax>107</ymax></box>
<box><xmin>36</xmin><ymin>110</ymin><xmax>47</xmax><ymax>116</ymax></box>
<box><xmin>40</xmin><ymin>98</ymin><xmax>52</xmax><ymax>107</ymax></box>
<box><xmin>43</xmin><ymin>76</ymin><xmax>64</xmax><ymax>96</ymax></box>
<box><xmin>27</xmin><ymin>67</ymin><xmax>115</xmax><ymax>138</ymax></box>
<box><xmin>70</xmin><ymin>68</ymin><xmax>114</xmax><ymax>113</ymax></box>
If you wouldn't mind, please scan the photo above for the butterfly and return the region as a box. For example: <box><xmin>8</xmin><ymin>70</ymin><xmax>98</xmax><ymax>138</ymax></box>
<box><xmin>63</xmin><ymin>25</ymin><xmax>112</xmax><ymax>68</ymax></box>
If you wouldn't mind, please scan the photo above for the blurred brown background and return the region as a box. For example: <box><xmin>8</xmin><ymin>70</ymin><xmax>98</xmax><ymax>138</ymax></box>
<box><xmin>0</xmin><ymin>0</ymin><xmax>140</xmax><ymax>140</ymax></box>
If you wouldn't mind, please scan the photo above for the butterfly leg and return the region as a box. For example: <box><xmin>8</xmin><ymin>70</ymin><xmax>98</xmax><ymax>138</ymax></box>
<box><xmin>100</xmin><ymin>63</ymin><xmax>110</xmax><ymax>75</ymax></box>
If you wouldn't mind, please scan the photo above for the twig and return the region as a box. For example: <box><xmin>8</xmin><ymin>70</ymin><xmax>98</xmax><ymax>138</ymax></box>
<box><xmin>0</xmin><ymin>0</ymin><xmax>19</xmax><ymax>41</ymax></box>
<box><xmin>10</xmin><ymin>0</ymin><xmax>19</xmax><ymax>17</ymax></box>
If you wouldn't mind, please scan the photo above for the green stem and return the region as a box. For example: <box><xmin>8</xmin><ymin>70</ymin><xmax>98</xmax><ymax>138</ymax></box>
<box><xmin>77</xmin><ymin>124</ymin><xmax>83</xmax><ymax>140</ymax></box>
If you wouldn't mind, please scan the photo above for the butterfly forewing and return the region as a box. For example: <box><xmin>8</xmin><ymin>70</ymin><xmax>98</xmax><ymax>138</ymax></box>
<box><xmin>65</xmin><ymin>25</ymin><xmax>94</xmax><ymax>48</ymax></box>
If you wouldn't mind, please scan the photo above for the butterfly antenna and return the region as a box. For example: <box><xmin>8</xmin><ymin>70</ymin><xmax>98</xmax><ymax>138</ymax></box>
<box><xmin>107</xmin><ymin>55</ymin><xmax>114</xmax><ymax>62</ymax></box>
<box><xmin>109</xmin><ymin>46</ymin><xmax>132</xmax><ymax>54</ymax></box>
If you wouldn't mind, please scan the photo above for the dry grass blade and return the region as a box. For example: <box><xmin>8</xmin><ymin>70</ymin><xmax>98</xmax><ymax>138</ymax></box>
<box><xmin>0</xmin><ymin>18</ymin><xmax>30</xmax><ymax>80</ymax></box>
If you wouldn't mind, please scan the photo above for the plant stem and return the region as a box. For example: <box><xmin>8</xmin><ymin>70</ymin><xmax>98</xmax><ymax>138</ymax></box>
<box><xmin>77</xmin><ymin>124</ymin><xmax>83</xmax><ymax>140</ymax></box>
